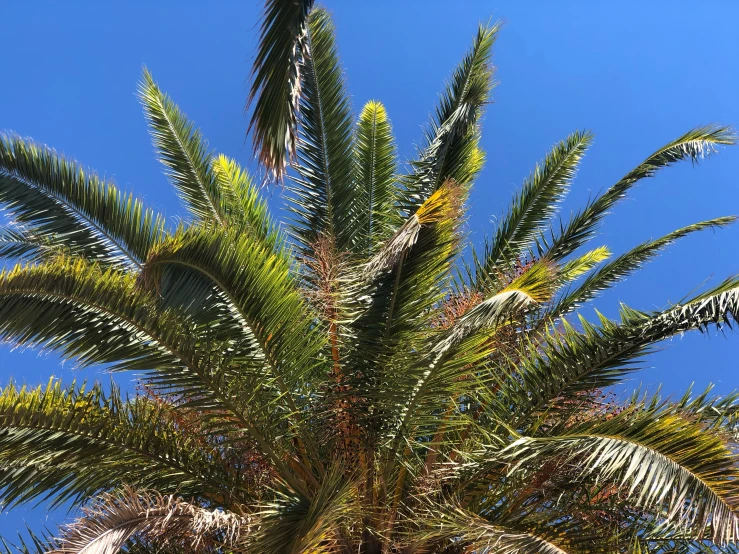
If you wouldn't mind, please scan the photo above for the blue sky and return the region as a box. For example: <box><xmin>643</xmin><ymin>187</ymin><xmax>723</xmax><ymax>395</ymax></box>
<box><xmin>1</xmin><ymin>0</ymin><xmax>738</xmax><ymax>539</ymax></box>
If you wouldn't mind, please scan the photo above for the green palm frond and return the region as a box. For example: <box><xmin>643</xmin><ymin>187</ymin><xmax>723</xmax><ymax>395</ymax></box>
<box><xmin>401</xmin><ymin>22</ymin><xmax>499</xmax><ymax>211</ymax></box>
<box><xmin>553</xmin><ymin>216</ymin><xmax>736</xmax><ymax>316</ymax></box>
<box><xmin>247</xmin><ymin>0</ymin><xmax>314</xmax><ymax>178</ymax></box>
<box><xmin>0</xmin><ymin>256</ymin><xmax>304</xmax><ymax>491</ymax></box>
<box><xmin>0</xmin><ymin>225</ymin><xmax>60</xmax><ymax>263</ymax></box>
<box><xmin>143</xmin><ymin>227</ymin><xmax>326</xmax><ymax>478</ymax></box>
<box><xmin>0</xmin><ymin>380</ymin><xmax>241</xmax><ymax>509</ymax></box>
<box><xmin>0</xmin><ymin>134</ymin><xmax>164</xmax><ymax>268</ymax></box>
<box><xmin>541</xmin><ymin>125</ymin><xmax>736</xmax><ymax>261</ymax></box>
<box><xmin>506</xmin><ymin>280</ymin><xmax>739</xmax><ymax>424</ymax></box>
<box><xmin>139</xmin><ymin>70</ymin><xmax>232</xmax><ymax>227</ymax></box>
<box><xmin>354</xmin><ymin>100</ymin><xmax>400</xmax><ymax>254</ymax></box>
<box><xmin>557</xmin><ymin>245</ymin><xmax>611</xmax><ymax>284</ymax></box>
<box><xmin>249</xmin><ymin>470</ymin><xmax>357</xmax><ymax>554</ymax></box>
<box><xmin>2</xmin><ymin>10</ymin><xmax>739</xmax><ymax>553</ymax></box>
<box><xmin>288</xmin><ymin>7</ymin><xmax>356</xmax><ymax>254</ymax></box>
<box><xmin>413</xmin><ymin>504</ymin><xmax>576</xmax><ymax>554</ymax></box>
<box><xmin>210</xmin><ymin>154</ymin><xmax>283</xmax><ymax>251</ymax></box>
<box><xmin>144</xmin><ymin>226</ymin><xmax>325</xmax><ymax>390</ymax></box>
<box><xmin>475</xmin><ymin>131</ymin><xmax>593</xmax><ymax>292</ymax></box>
<box><xmin>0</xmin><ymin>528</ymin><xmax>56</xmax><ymax>554</ymax></box>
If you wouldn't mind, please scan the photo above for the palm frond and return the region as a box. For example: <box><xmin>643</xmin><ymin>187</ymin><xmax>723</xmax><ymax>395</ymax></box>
<box><xmin>503</xmin><ymin>405</ymin><xmax>739</xmax><ymax>544</ymax></box>
<box><xmin>506</xmin><ymin>280</ymin><xmax>739</xmax><ymax>423</ymax></box>
<box><xmin>138</xmin><ymin>70</ymin><xmax>230</xmax><ymax>226</ymax></box>
<box><xmin>0</xmin><ymin>256</ymin><xmax>304</xmax><ymax>491</ymax></box>
<box><xmin>0</xmin><ymin>527</ymin><xmax>57</xmax><ymax>554</ymax></box>
<box><xmin>249</xmin><ymin>470</ymin><xmax>357</xmax><ymax>554</ymax></box>
<box><xmin>210</xmin><ymin>154</ymin><xmax>282</xmax><ymax>251</ymax></box>
<box><xmin>435</xmin><ymin>260</ymin><xmax>557</xmax><ymax>357</ymax></box>
<box><xmin>288</xmin><ymin>7</ymin><xmax>356</xmax><ymax>254</ymax></box>
<box><xmin>557</xmin><ymin>245</ymin><xmax>611</xmax><ymax>284</ymax></box>
<box><xmin>0</xmin><ymin>134</ymin><xmax>164</xmax><ymax>269</ymax></box>
<box><xmin>553</xmin><ymin>216</ymin><xmax>736</xmax><ymax>316</ymax></box>
<box><xmin>143</xmin><ymin>227</ymin><xmax>327</xmax><ymax>480</ymax></box>
<box><xmin>400</xmin><ymin>22</ymin><xmax>500</xmax><ymax>211</ymax></box>
<box><xmin>247</xmin><ymin>0</ymin><xmax>314</xmax><ymax>178</ymax></box>
<box><xmin>413</xmin><ymin>504</ymin><xmax>573</xmax><ymax>554</ymax></box>
<box><xmin>354</xmin><ymin>100</ymin><xmax>400</xmax><ymax>255</ymax></box>
<box><xmin>540</xmin><ymin>125</ymin><xmax>736</xmax><ymax>261</ymax></box>
<box><xmin>0</xmin><ymin>380</ymin><xmax>240</xmax><ymax>509</ymax></box>
<box><xmin>49</xmin><ymin>487</ymin><xmax>248</xmax><ymax>554</ymax></box>
<box><xmin>144</xmin><ymin>226</ymin><xmax>325</xmax><ymax>392</ymax></box>
<box><xmin>475</xmin><ymin>131</ymin><xmax>592</xmax><ymax>291</ymax></box>
<box><xmin>0</xmin><ymin>225</ymin><xmax>60</xmax><ymax>263</ymax></box>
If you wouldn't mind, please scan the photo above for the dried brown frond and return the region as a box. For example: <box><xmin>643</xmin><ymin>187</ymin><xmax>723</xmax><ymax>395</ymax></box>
<box><xmin>49</xmin><ymin>487</ymin><xmax>251</xmax><ymax>554</ymax></box>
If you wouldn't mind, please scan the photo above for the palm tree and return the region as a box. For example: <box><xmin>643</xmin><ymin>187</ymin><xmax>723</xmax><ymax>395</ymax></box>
<box><xmin>1</xmin><ymin>2</ymin><xmax>739</xmax><ymax>552</ymax></box>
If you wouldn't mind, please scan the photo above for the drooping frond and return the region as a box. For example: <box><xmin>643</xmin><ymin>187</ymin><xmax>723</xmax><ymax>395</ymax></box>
<box><xmin>0</xmin><ymin>134</ymin><xmax>164</xmax><ymax>269</ymax></box>
<box><xmin>476</xmin><ymin>131</ymin><xmax>592</xmax><ymax>291</ymax></box>
<box><xmin>413</xmin><ymin>504</ymin><xmax>573</xmax><ymax>554</ymax></box>
<box><xmin>364</xmin><ymin>182</ymin><xmax>461</xmax><ymax>280</ymax></box>
<box><xmin>541</xmin><ymin>125</ymin><xmax>736</xmax><ymax>261</ymax></box>
<box><xmin>354</xmin><ymin>100</ymin><xmax>400</xmax><ymax>255</ymax></box>
<box><xmin>435</xmin><ymin>261</ymin><xmax>557</xmax><ymax>356</ymax></box>
<box><xmin>138</xmin><ymin>70</ymin><xmax>230</xmax><ymax>226</ymax></box>
<box><xmin>503</xmin><ymin>405</ymin><xmax>739</xmax><ymax>544</ymax></box>
<box><xmin>0</xmin><ymin>381</ymin><xmax>241</xmax><ymax>509</ymax></box>
<box><xmin>143</xmin><ymin>227</ymin><xmax>327</xmax><ymax>482</ymax></box>
<box><xmin>0</xmin><ymin>256</ymin><xmax>306</xmax><ymax>491</ymax></box>
<box><xmin>289</xmin><ymin>7</ymin><xmax>356</xmax><ymax>254</ymax></box>
<box><xmin>49</xmin><ymin>487</ymin><xmax>248</xmax><ymax>554</ymax></box>
<box><xmin>247</xmin><ymin>0</ymin><xmax>314</xmax><ymax>178</ymax></box>
<box><xmin>401</xmin><ymin>22</ymin><xmax>500</xmax><ymax>211</ymax></box>
<box><xmin>553</xmin><ymin>216</ymin><xmax>736</xmax><ymax>316</ymax></box>
<box><xmin>144</xmin><ymin>226</ymin><xmax>325</xmax><ymax>391</ymax></box>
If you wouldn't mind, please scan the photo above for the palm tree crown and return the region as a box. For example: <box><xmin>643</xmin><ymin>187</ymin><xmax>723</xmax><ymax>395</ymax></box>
<box><xmin>1</xmin><ymin>2</ymin><xmax>739</xmax><ymax>553</ymax></box>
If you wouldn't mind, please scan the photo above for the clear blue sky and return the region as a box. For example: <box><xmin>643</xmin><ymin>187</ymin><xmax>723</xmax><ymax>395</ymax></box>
<box><xmin>1</xmin><ymin>0</ymin><xmax>738</xmax><ymax>539</ymax></box>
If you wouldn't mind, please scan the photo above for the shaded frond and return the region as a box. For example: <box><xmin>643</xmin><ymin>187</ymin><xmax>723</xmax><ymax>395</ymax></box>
<box><xmin>0</xmin><ymin>226</ymin><xmax>60</xmax><ymax>263</ymax></box>
<box><xmin>413</xmin><ymin>504</ymin><xmax>572</xmax><ymax>554</ymax></box>
<box><xmin>249</xmin><ymin>470</ymin><xmax>357</xmax><ymax>554</ymax></box>
<box><xmin>144</xmin><ymin>226</ymin><xmax>325</xmax><ymax>391</ymax></box>
<box><xmin>0</xmin><ymin>380</ymin><xmax>240</xmax><ymax>509</ymax></box>
<box><xmin>247</xmin><ymin>0</ymin><xmax>314</xmax><ymax>178</ymax></box>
